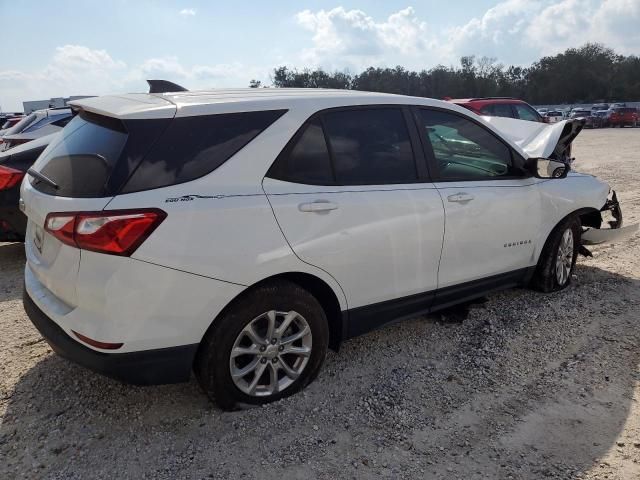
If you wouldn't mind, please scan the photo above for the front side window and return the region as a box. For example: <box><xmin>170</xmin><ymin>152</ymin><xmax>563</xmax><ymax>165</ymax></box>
<box><xmin>514</xmin><ymin>104</ymin><xmax>542</xmax><ymax>122</ymax></box>
<box><xmin>418</xmin><ymin>109</ymin><xmax>519</xmax><ymax>180</ymax></box>
<box><xmin>322</xmin><ymin>108</ymin><xmax>417</xmax><ymax>185</ymax></box>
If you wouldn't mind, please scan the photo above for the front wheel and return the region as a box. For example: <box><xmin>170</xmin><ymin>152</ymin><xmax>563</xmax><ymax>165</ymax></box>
<box><xmin>195</xmin><ymin>280</ymin><xmax>329</xmax><ymax>410</ymax></box>
<box><xmin>530</xmin><ymin>216</ymin><xmax>581</xmax><ymax>293</ymax></box>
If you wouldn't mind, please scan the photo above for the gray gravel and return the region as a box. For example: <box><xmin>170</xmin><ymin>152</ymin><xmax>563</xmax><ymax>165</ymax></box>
<box><xmin>1</xmin><ymin>128</ymin><xmax>640</xmax><ymax>479</ymax></box>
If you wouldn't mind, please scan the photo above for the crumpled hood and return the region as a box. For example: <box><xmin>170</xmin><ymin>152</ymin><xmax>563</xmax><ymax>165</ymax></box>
<box><xmin>483</xmin><ymin>116</ymin><xmax>583</xmax><ymax>159</ymax></box>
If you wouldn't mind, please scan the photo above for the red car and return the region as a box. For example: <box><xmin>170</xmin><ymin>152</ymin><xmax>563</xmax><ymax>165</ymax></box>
<box><xmin>446</xmin><ymin>97</ymin><xmax>545</xmax><ymax>123</ymax></box>
<box><xmin>608</xmin><ymin>107</ymin><xmax>638</xmax><ymax>128</ymax></box>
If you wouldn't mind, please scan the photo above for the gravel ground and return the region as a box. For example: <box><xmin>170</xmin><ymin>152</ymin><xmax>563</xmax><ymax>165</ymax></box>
<box><xmin>1</xmin><ymin>128</ymin><xmax>639</xmax><ymax>480</ymax></box>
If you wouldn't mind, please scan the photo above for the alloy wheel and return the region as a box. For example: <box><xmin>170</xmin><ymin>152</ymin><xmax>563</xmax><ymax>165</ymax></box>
<box><xmin>229</xmin><ymin>310</ymin><xmax>312</xmax><ymax>397</ymax></box>
<box><xmin>555</xmin><ymin>228</ymin><xmax>574</xmax><ymax>286</ymax></box>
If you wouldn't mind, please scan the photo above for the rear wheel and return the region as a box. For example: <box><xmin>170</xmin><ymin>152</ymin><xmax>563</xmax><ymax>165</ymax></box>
<box><xmin>530</xmin><ymin>216</ymin><xmax>581</xmax><ymax>293</ymax></box>
<box><xmin>195</xmin><ymin>280</ymin><xmax>329</xmax><ymax>410</ymax></box>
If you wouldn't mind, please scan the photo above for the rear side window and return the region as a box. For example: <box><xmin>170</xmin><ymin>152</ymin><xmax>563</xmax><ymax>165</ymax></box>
<box><xmin>323</xmin><ymin>108</ymin><xmax>417</xmax><ymax>185</ymax></box>
<box><xmin>479</xmin><ymin>104</ymin><xmax>513</xmax><ymax>118</ymax></box>
<box><xmin>122</xmin><ymin>110</ymin><xmax>286</xmax><ymax>193</ymax></box>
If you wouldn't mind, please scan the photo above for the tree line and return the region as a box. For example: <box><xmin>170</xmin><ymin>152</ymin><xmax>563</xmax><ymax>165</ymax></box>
<box><xmin>250</xmin><ymin>44</ymin><xmax>640</xmax><ymax>105</ymax></box>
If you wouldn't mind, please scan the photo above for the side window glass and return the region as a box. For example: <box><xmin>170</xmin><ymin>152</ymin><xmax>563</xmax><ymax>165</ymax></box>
<box><xmin>480</xmin><ymin>104</ymin><xmax>513</xmax><ymax>118</ymax></box>
<box><xmin>419</xmin><ymin>109</ymin><xmax>518</xmax><ymax>180</ymax></box>
<box><xmin>322</xmin><ymin>108</ymin><xmax>417</xmax><ymax>185</ymax></box>
<box><xmin>514</xmin><ymin>104</ymin><xmax>541</xmax><ymax>122</ymax></box>
<box><xmin>268</xmin><ymin>119</ymin><xmax>334</xmax><ymax>185</ymax></box>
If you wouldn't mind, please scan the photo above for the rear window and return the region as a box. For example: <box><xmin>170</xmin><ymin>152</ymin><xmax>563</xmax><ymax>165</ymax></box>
<box><xmin>30</xmin><ymin>109</ymin><xmax>286</xmax><ymax>197</ymax></box>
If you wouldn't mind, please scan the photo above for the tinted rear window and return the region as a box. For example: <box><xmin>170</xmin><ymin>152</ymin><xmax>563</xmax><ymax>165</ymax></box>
<box><xmin>30</xmin><ymin>113</ymin><xmax>132</xmax><ymax>197</ymax></box>
<box><xmin>30</xmin><ymin>109</ymin><xmax>286</xmax><ymax>197</ymax></box>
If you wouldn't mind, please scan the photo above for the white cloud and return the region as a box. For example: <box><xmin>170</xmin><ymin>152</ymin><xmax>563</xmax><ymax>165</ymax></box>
<box><xmin>0</xmin><ymin>46</ymin><xmax>253</xmax><ymax>111</ymax></box>
<box><xmin>295</xmin><ymin>6</ymin><xmax>432</xmax><ymax>70</ymax></box>
<box><xmin>526</xmin><ymin>0</ymin><xmax>640</xmax><ymax>56</ymax></box>
<box><xmin>295</xmin><ymin>1</ymin><xmax>640</xmax><ymax>69</ymax></box>
<box><xmin>179</xmin><ymin>8</ymin><xmax>196</xmax><ymax>17</ymax></box>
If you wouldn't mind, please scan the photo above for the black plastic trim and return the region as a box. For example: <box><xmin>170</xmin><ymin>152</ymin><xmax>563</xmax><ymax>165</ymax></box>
<box><xmin>343</xmin><ymin>267</ymin><xmax>533</xmax><ymax>339</ymax></box>
<box><xmin>23</xmin><ymin>288</ymin><xmax>198</xmax><ymax>385</ymax></box>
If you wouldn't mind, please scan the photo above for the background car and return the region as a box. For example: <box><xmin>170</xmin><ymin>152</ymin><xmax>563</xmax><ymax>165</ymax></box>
<box><xmin>569</xmin><ymin>109</ymin><xmax>600</xmax><ymax>128</ymax></box>
<box><xmin>608</xmin><ymin>107</ymin><xmax>638</xmax><ymax>127</ymax></box>
<box><xmin>591</xmin><ymin>103</ymin><xmax>609</xmax><ymax>112</ymax></box>
<box><xmin>0</xmin><ymin>115</ymin><xmax>25</xmax><ymax>135</ymax></box>
<box><xmin>0</xmin><ymin>132</ymin><xmax>57</xmax><ymax>241</ymax></box>
<box><xmin>594</xmin><ymin>109</ymin><xmax>612</xmax><ymax>127</ymax></box>
<box><xmin>544</xmin><ymin>110</ymin><xmax>564</xmax><ymax>123</ymax></box>
<box><xmin>447</xmin><ymin>97</ymin><xmax>545</xmax><ymax>123</ymax></box>
<box><xmin>0</xmin><ymin>107</ymin><xmax>72</xmax><ymax>151</ymax></box>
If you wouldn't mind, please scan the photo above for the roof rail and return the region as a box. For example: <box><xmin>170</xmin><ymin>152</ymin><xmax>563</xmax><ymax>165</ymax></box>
<box><xmin>468</xmin><ymin>97</ymin><xmax>517</xmax><ymax>101</ymax></box>
<box><xmin>147</xmin><ymin>80</ymin><xmax>188</xmax><ymax>94</ymax></box>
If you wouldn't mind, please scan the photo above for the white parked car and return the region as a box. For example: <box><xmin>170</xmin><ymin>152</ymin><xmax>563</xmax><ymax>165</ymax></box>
<box><xmin>20</xmin><ymin>88</ymin><xmax>637</xmax><ymax>409</ymax></box>
<box><xmin>544</xmin><ymin>110</ymin><xmax>564</xmax><ymax>123</ymax></box>
<box><xmin>1</xmin><ymin>107</ymin><xmax>72</xmax><ymax>151</ymax></box>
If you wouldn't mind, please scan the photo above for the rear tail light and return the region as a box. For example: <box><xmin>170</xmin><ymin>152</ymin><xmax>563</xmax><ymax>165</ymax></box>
<box><xmin>0</xmin><ymin>165</ymin><xmax>25</xmax><ymax>190</ymax></box>
<box><xmin>44</xmin><ymin>209</ymin><xmax>166</xmax><ymax>256</ymax></box>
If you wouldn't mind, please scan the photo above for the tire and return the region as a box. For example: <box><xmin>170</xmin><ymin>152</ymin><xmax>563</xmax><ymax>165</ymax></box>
<box><xmin>194</xmin><ymin>280</ymin><xmax>329</xmax><ymax>410</ymax></box>
<box><xmin>530</xmin><ymin>216</ymin><xmax>581</xmax><ymax>293</ymax></box>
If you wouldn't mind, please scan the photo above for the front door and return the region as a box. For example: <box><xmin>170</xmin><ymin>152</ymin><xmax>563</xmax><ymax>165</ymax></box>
<box><xmin>414</xmin><ymin>107</ymin><xmax>541</xmax><ymax>298</ymax></box>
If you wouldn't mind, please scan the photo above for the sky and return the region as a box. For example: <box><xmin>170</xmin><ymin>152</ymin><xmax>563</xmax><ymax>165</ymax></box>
<box><xmin>1</xmin><ymin>0</ymin><xmax>639</xmax><ymax>111</ymax></box>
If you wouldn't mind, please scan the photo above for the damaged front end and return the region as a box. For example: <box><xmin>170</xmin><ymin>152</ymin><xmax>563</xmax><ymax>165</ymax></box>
<box><xmin>579</xmin><ymin>190</ymin><xmax>638</xmax><ymax>256</ymax></box>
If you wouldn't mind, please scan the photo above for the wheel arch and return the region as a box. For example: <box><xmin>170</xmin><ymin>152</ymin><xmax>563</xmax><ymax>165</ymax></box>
<box><xmin>537</xmin><ymin>207</ymin><xmax>598</xmax><ymax>262</ymax></box>
<box><xmin>198</xmin><ymin>271</ymin><xmax>346</xmax><ymax>356</ymax></box>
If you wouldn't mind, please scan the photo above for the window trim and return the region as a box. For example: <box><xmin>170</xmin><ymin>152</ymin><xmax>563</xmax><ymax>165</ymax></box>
<box><xmin>266</xmin><ymin>104</ymin><xmax>431</xmax><ymax>187</ymax></box>
<box><xmin>411</xmin><ymin>106</ymin><xmax>530</xmax><ymax>183</ymax></box>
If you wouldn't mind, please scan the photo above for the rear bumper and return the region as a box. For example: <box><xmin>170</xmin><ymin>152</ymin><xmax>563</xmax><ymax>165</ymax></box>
<box><xmin>23</xmin><ymin>287</ymin><xmax>198</xmax><ymax>385</ymax></box>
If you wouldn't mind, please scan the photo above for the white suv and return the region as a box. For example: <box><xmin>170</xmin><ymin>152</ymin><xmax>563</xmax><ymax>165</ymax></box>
<box><xmin>20</xmin><ymin>88</ymin><xmax>636</xmax><ymax>409</ymax></box>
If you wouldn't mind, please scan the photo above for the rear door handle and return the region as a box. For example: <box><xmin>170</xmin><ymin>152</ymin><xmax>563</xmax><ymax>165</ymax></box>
<box><xmin>298</xmin><ymin>201</ymin><xmax>339</xmax><ymax>213</ymax></box>
<box><xmin>447</xmin><ymin>192</ymin><xmax>475</xmax><ymax>203</ymax></box>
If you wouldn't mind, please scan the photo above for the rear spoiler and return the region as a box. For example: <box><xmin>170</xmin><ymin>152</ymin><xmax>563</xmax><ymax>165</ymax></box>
<box><xmin>147</xmin><ymin>80</ymin><xmax>188</xmax><ymax>94</ymax></box>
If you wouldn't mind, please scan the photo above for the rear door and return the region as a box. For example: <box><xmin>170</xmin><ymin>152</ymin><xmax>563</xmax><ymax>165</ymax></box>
<box><xmin>414</xmin><ymin>107</ymin><xmax>541</xmax><ymax>301</ymax></box>
<box><xmin>264</xmin><ymin>106</ymin><xmax>445</xmax><ymax>325</ymax></box>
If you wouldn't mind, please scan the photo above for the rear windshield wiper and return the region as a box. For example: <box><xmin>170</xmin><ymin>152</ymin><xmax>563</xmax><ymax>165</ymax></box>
<box><xmin>26</xmin><ymin>168</ymin><xmax>59</xmax><ymax>190</ymax></box>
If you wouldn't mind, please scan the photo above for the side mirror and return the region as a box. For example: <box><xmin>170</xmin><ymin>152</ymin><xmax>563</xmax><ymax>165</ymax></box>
<box><xmin>526</xmin><ymin>158</ymin><xmax>570</xmax><ymax>179</ymax></box>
